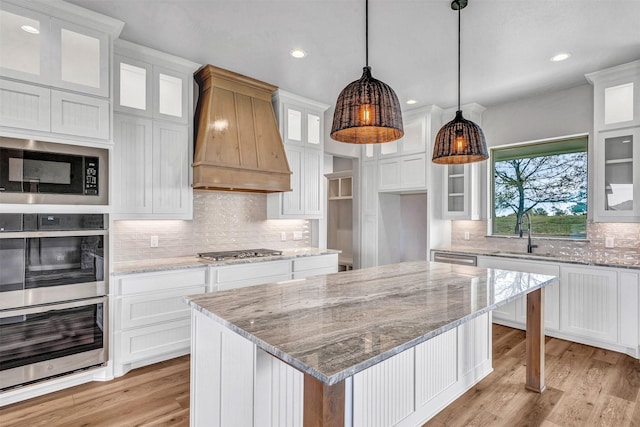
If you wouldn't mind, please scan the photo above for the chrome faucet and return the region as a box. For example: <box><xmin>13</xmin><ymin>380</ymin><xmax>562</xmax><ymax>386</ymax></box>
<box><xmin>518</xmin><ymin>212</ymin><xmax>538</xmax><ymax>254</ymax></box>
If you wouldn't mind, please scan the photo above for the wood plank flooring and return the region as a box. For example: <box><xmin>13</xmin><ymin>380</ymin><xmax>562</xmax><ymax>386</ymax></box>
<box><xmin>1</xmin><ymin>325</ymin><xmax>639</xmax><ymax>426</ymax></box>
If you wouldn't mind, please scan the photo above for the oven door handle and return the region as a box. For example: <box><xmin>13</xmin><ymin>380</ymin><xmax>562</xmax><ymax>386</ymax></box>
<box><xmin>0</xmin><ymin>296</ymin><xmax>106</xmax><ymax>318</ymax></box>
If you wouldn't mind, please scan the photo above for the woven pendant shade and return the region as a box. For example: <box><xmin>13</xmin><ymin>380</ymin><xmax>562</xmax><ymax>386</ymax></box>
<box><xmin>432</xmin><ymin>0</ymin><xmax>488</xmax><ymax>165</ymax></box>
<box><xmin>432</xmin><ymin>110</ymin><xmax>488</xmax><ymax>164</ymax></box>
<box><xmin>331</xmin><ymin>66</ymin><xmax>404</xmax><ymax>144</ymax></box>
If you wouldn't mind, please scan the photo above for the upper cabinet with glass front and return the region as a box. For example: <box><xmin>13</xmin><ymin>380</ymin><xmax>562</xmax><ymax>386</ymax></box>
<box><xmin>114</xmin><ymin>39</ymin><xmax>192</xmax><ymax>124</ymax></box>
<box><xmin>0</xmin><ymin>1</ymin><xmax>121</xmax><ymax>98</ymax></box>
<box><xmin>586</xmin><ymin>60</ymin><xmax>640</xmax><ymax>131</ymax></box>
<box><xmin>587</xmin><ymin>60</ymin><xmax>640</xmax><ymax>222</ymax></box>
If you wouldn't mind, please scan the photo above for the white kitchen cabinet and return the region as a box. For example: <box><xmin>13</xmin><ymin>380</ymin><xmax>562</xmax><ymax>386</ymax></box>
<box><xmin>586</xmin><ymin>60</ymin><xmax>640</xmax><ymax>132</ymax></box>
<box><xmin>114</xmin><ymin>114</ymin><xmax>191</xmax><ymax>218</ymax></box>
<box><xmin>267</xmin><ymin>91</ymin><xmax>329</xmax><ymax>219</ymax></box>
<box><xmin>376</xmin><ymin>108</ymin><xmax>430</xmax><ymax>192</ymax></box>
<box><xmin>114</xmin><ymin>39</ymin><xmax>193</xmax><ymax>124</ymax></box>
<box><xmin>152</xmin><ymin>121</ymin><xmax>191</xmax><ymax>215</ymax></box>
<box><xmin>112</xmin><ymin>114</ymin><xmax>153</xmax><ymax>214</ymax></box>
<box><xmin>474</xmin><ymin>252</ymin><xmax>639</xmax><ymax>358</ymax></box>
<box><xmin>50</xmin><ymin>18</ymin><xmax>109</xmax><ymax>97</ymax></box>
<box><xmin>0</xmin><ymin>78</ymin><xmax>110</xmax><ymax>140</ymax></box>
<box><xmin>560</xmin><ymin>265</ymin><xmax>619</xmax><ymax>344</ymax></box>
<box><xmin>619</xmin><ymin>271</ymin><xmax>639</xmax><ymax>351</ymax></box>
<box><xmin>113</xmin><ymin>267</ymin><xmax>207</xmax><ymax>377</ymax></box>
<box><xmin>586</xmin><ymin>60</ymin><xmax>640</xmax><ymax>222</ymax></box>
<box><xmin>0</xmin><ymin>1</ymin><xmax>121</xmax><ymax>143</ymax></box>
<box><xmin>378</xmin><ymin>154</ymin><xmax>427</xmax><ymax>192</ymax></box>
<box><xmin>112</xmin><ymin>40</ymin><xmax>199</xmax><ymax>220</ymax></box>
<box><xmin>50</xmin><ymin>89</ymin><xmax>110</xmax><ymax>139</ymax></box>
<box><xmin>291</xmin><ymin>253</ymin><xmax>338</xmax><ymax>279</ymax></box>
<box><xmin>0</xmin><ymin>1</ymin><xmax>118</xmax><ymax>97</ymax></box>
<box><xmin>0</xmin><ymin>79</ymin><xmax>50</xmax><ymax>132</ymax></box>
<box><xmin>476</xmin><ymin>256</ymin><xmax>560</xmax><ymax>331</ymax></box>
<box><xmin>214</xmin><ymin>261</ymin><xmax>292</xmax><ymax>291</ymax></box>
<box><xmin>593</xmin><ymin>127</ymin><xmax>640</xmax><ymax>222</ymax></box>
<box><xmin>0</xmin><ymin>3</ymin><xmax>50</xmax><ymax>85</ymax></box>
<box><xmin>376</xmin><ymin>108</ymin><xmax>428</xmax><ymax>159</ymax></box>
<box><xmin>443</xmin><ymin>162</ymin><xmax>481</xmax><ymax>220</ymax></box>
<box><xmin>211</xmin><ymin>254</ymin><xmax>339</xmax><ymax>290</ymax></box>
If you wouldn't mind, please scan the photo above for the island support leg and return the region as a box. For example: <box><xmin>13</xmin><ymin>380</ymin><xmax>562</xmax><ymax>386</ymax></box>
<box><xmin>525</xmin><ymin>287</ymin><xmax>545</xmax><ymax>393</ymax></box>
<box><xmin>303</xmin><ymin>374</ymin><xmax>345</xmax><ymax>427</ymax></box>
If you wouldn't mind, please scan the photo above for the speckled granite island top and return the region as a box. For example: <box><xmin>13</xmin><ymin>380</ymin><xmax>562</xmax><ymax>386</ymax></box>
<box><xmin>185</xmin><ymin>261</ymin><xmax>557</xmax><ymax>385</ymax></box>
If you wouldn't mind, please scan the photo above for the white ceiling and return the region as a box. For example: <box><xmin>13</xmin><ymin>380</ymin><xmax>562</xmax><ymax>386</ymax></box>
<box><xmin>68</xmin><ymin>0</ymin><xmax>640</xmax><ymax>110</ymax></box>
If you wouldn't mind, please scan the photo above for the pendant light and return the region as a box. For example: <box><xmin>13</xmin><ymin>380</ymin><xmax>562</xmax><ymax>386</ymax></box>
<box><xmin>330</xmin><ymin>0</ymin><xmax>404</xmax><ymax>144</ymax></box>
<box><xmin>432</xmin><ymin>0</ymin><xmax>488</xmax><ymax>164</ymax></box>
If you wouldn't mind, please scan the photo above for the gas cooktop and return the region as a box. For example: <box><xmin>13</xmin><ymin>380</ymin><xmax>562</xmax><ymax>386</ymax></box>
<box><xmin>198</xmin><ymin>248</ymin><xmax>283</xmax><ymax>261</ymax></box>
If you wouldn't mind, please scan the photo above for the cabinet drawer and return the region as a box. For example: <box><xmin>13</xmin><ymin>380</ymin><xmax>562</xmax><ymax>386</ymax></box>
<box><xmin>120</xmin><ymin>285</ymin><xmax>206</xmax><ymax>329</ymax></box>
<box><xmin>218</xmin><ymin>273</ymin><xmax>292</xmax><ymax>291</ymax></box>
<box><xmin>119</xmin><ymin>318</ymin><xmax>191</xmax><ymax>364</ymax></box>
<box><xmin>293</xmin><ymin>266</ymin><xmax>337</xmax><ymax>280</ymax></box>
<box><xmin>292</xmin><ymin>254</ymin><xmax>338</xmax><ymax>272</ymax></box>
<box><xmin>119</xmin><ymin>268</ymin><xmax>207</xmax><ymax>295</ymax></box>
<box><xmin>216</xmin><ymin>261</ymin><xmax>291</xmax><ymax>283</ymax></box>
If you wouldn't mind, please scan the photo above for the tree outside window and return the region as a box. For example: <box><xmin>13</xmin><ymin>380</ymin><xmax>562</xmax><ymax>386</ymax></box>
<box><xmin>492</xmin><ymin>137</ymin><xmax>588</xmax><ymax>238</ymax></box>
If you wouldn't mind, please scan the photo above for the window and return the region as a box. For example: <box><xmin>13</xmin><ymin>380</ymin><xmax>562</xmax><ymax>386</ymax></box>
<box><xmin>491</xmin><ymin>136</ymin><xmax>588</xmax><ymax>238</ymax></box>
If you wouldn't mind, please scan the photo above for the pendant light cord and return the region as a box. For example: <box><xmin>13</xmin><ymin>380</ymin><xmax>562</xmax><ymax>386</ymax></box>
<box><xmin>457</xmin><ymin>0</ymin><xmax>461</xmax><ymax>111</ymax></box>
<box><xmin>365</xmin><ymin>0</ymin><xmax>369</xmax><ymax>67</ymax></box>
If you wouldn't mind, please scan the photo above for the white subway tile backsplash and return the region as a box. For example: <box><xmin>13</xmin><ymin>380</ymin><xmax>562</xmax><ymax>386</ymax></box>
<box><xmin>112</xmin><ymin>191</ymin><xmax>311</xmax><ymax>262</ymax></box>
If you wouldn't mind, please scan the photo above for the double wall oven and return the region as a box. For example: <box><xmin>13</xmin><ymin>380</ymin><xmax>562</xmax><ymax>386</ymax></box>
<box><xmin>0</xmin><ymin>213</ymin><xmax>108</xmax><ymax>391</ymax></box>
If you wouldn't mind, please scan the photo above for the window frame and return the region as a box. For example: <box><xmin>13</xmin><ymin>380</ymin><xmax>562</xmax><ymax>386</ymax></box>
<box><xmin>489</xmin><ymin>134</ymin><xmax>589</xmax><ymax>239</ymax></box>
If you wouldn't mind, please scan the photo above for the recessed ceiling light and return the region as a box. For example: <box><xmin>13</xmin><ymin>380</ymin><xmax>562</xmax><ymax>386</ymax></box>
<box><xmin>406</xmin><ymin>99</ymin><xmax>417</xmax><ymax>105</ymax></box>
<box><xmin>289</xmin><ymin>49</ymin><xmax>306</xmax><ymax>59</ymax></box>
<box><xmin>21</xmin><ymin>25</ymin><xmax>40</xmax><ymax>34</ymax></box>
<box><xmin>550</xmin><ymin>52</ymin><xmax>570</xmax><ymax>62</ymax></box>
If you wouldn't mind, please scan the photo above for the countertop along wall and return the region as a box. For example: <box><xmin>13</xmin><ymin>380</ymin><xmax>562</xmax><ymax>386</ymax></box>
<box><xmin>112</xmin><ymin>190</ymin><xmax>311</xmax><ymax>262</ymax></box>
<box><xmin>449</xmin><ymin>83</ymin><xmax>640</xmax><ymax>266</ymax></box>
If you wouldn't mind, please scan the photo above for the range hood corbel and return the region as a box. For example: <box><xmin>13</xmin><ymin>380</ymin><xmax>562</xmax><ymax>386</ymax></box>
<box><xmin>192</xmin><ymin>65</ymin><xmax>292</xmax><ymax>193</ymax></box>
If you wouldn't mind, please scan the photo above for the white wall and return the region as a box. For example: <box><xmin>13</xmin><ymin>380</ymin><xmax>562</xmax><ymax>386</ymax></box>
<box><xmin>482</xmin><ymin>83</ymin><xmax>593</xmax><ymax>147</ymax></box>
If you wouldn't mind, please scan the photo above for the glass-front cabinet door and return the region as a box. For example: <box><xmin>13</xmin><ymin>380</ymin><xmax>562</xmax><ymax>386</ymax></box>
<box><xmin>595</xmin><ymin>128</ymin><xmax>640</xmax><ymax>221</ymax></box>
<box><xmin>50</xmin><ymin>19</ymin><xmax>109</xmax><ymax>97</ymax></box>
<box><xmin>283</xmin><ymin>103</ymin><xmax>323</xmax><ymax>149</ymax></box>
<box><xmin>443</xmin><ymin>163</ymin><xmax>480</xmax><ymax>220</ymax></box>
<box><xmin>115</xmin><ymin>56</ymin><xmax>153</xmax><ymax>117</ymax></box>
<box><xmin>0</xmin><ymin>4</ymin><xmax>50</xmax><ymax>84</ymax></box>
<box><xmin>153</xmin><ymin>66</ymin><xmax>189</xmax><ymax>124</ymax></box>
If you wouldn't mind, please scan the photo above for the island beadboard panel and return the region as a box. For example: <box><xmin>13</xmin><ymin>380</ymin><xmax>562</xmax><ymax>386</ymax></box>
<box><xmin>112</xmin><ymin>190</ymin><xmax>311</xmax><ymax>262</ymax></box>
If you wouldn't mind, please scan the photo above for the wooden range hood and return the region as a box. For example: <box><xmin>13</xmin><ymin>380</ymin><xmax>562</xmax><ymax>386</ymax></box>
<box><xmin>192</xmin><ymin>65</ymin><xmax>291</xmax><ymax>193</ymax></box>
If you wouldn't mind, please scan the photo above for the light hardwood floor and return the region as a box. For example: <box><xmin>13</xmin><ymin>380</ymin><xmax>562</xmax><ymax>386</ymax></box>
<box><xmin>2</xmin><ymin>325</ymin><xmax>639</xmax><ymax>427</ymax></box>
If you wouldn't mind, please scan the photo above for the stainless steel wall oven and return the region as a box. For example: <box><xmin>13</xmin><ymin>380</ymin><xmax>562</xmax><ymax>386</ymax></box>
<box><xmin>0</xmin><ymin>213</ymin><xmax>108</xmax><ymax>391</ymax></box>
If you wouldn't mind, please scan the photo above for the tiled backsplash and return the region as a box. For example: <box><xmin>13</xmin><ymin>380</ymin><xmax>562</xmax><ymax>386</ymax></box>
<box><xmin>451</xmin><ymin>220</ymin><xmax>640</xmax><ymax>265</ymax></box>
<box><xmin>112</xmin><ymin>191</ymin><xmax>311</xmax><ymax>262</ymax></box>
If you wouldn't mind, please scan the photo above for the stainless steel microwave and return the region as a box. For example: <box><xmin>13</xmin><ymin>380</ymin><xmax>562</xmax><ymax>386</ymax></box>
<box><xmin>0</xmin><ymin>137</ymin><xmax>108</xmax><ymax>205</ymax></box>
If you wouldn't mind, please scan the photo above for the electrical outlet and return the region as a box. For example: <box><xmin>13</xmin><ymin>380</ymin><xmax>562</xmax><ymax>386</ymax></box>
<box><xmin>293</xmin><ymin>231</ymin><xmax>303</xmax><ymax>241</ymax></box>
<box><xmin>605</xmin><ymin>236</ymin><xmax>614</xmax><ymax>248</ymax></box>
<box><xmin>150</xmin><ymin>235</ymin><xmax>159</xmax><ymax>248</ymax></box>
<box><xmin>464</xmin><ymin>231</ymin><xmax>470</xmax><ymax>240</ymax></box>
<box><xmin>280</xmin><ymin>232</ymin><xmax>287</xmax><ymax>241</ymax></box>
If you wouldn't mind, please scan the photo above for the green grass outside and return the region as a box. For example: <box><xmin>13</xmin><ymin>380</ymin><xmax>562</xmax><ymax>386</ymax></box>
<box><xmin>493</xmin><ymin>214</ymin><xmax>587</xmax><ymax>238</ymax></box>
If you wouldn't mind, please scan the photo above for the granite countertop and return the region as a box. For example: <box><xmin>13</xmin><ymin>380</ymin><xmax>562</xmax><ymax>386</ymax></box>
<box><xmin>432</xmin><ymin>247</ymin><xmax>640</xmax><ymax>270</ymax></box>
<box><xmin>185</xmin><ymin>261</ymin><xmax>556</xmax><ymax>385</ymax></box>
<box><xmin>112</xmin><ymin>248</ymin><xmax>340</xmax><ymax>275</ymax></box>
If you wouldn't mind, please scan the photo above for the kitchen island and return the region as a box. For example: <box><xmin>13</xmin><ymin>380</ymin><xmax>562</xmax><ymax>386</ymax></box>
<box><xmin>185</xmin><ymin>261</ymin><xmax>557</xmax><ymax>426</ymax></box>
